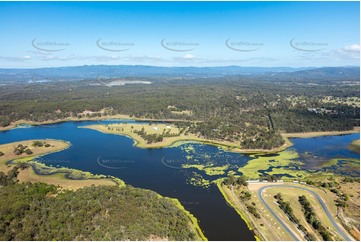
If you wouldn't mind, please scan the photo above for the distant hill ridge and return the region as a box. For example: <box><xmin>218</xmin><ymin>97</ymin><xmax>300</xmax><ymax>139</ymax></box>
<box><xmin>0</xmin><ymin>65</ymin><xmax>358</xmax><ymax>81</ymax></box>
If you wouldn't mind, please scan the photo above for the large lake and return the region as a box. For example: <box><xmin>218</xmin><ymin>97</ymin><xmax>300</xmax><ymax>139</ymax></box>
<box><xmin>0</xmin><ymin>120</ymin><xmax>359</xmax><ymax>241</ymax></box>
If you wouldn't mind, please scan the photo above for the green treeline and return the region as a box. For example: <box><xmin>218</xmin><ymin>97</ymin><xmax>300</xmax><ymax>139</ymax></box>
<box><xmin>298</xmin><ymin>195</ymin><xmax>332</xmax><ymax>241</ymax></box>
<box><xmin>0</xmin><ymin>77</ymin><xmax>359</xmax><ymax>149</ymax></box>
<box><xmin>0</xmin><ymin>168</ymin><xmax>201</xmax><ymax>241</ymax></box>
<box><xmin>274</xmin><ymin>193</ymin><xmax>316</xmax><ymax>240</ymax></box>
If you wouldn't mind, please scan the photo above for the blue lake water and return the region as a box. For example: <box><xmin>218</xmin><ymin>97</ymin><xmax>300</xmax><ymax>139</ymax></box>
<box><xmin>0</xmin><ymin>120</ymin><xmax>359</xmax><ymax>240</ymax></box>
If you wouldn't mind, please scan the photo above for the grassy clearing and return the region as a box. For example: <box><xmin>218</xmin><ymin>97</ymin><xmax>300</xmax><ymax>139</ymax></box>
<box><xmin>339</xmin><ymin>180</ymin><xmax>360</xmax><ymax>221</ymax></box>
<box><xmin>265</xmin><ymin>187</ymin><xmax>341</xmax><ymax>240</ymax></box>
<box><xmin>82</xmin><ymin>122</ymin><xmax>297</xmax><ymax>154</ymax></box>
<box><xmin>171</xmin><ymin>110</ymin><xmax>193</xmax><ymax>116</ymax></box>
<box><xmin>17</xmin><ymin>167</ymin><xmax>117</xmax><ymax>190</ymax></box>
<box><xmin>285</xmin><ymin>96</ymin><xmax>360</xmax><ymax>108</ymax></box>
<box><xmin>261</xmin><ymin>190</ymin><xmax>305</xmax><ymax>240</ymax></box>
<box><xmin>338</xmin><ymin>179</ymin><xmax>360</xmax><ymax>240</ymax></box>
<box><xmin>278</xmin><ymin>192</ymin><xmax>321</xmax><ymax>240</ymax></box>
<box><xmin>84</xmin><ymin>122</ymin><xmax>299</xmax><ymax>157</ymax></box>
<box><xmin>248</xmin><ymin>182</ymin><xmax>349</xmax><ymax>241</ymax></box>
<box><xmin>167</xmin><ymin>105</ymin><xmax>193</xmax><ymax>116</ymax></box>
<box><xmin>321</xmin><ymin>96</ymin><xmax>360</xmax><ymax>107</ymax></box>
<box><xmin>82</xmin><ymin>123</ymin><xmax>244</xmax><ymax>150</ymax></box>
<box><xmin>0</xmin><ymin>139</ymin><xmax>70</xmax><ymax>173</ymax></box>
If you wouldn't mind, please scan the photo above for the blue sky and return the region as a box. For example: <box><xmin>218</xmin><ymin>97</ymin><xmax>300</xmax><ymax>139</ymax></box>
<box><xmin>0</xmin><ymin>1</ymin><xmax>359</xmax><ymax>68</ymax></box>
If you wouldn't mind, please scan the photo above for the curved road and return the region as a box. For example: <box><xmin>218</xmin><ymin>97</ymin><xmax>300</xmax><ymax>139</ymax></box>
<box><xmin>258</xmin><ymin>184</ymin><xmax>352</xmax><ymax>241</ymax></box>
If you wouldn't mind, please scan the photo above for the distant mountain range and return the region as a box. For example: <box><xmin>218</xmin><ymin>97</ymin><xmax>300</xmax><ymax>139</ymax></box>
<box><xmin>270</xmin><ymin>67</ymin><xmax>360</xmax><ymax>80</ymax></box>
<box><xmin>0</xmin><ymin>65</ymin><xmax>359</xmax><ymax>82</ymax></box>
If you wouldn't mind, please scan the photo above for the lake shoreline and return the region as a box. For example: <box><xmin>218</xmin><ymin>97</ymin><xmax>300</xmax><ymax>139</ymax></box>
<box><xmin>216</xmin><ymin>180</ymin><xmax>260</xmax><ymax>241</ymax></box>
<box><xmin>349</xmin><ymin>139</ymin><xmax>360</xmax><ymax>154</ymax></box>
<box><xmin>282</xmin><ymin>127</ymin><xmax>360</xmax><ymax>138</ymax></box>
<box><xmin>0</xmin><ymin>139</ymin><xmax>71</xmax><ymax>173</ymax></box>
<box><xmin>0</xmin><ymin>139</ymin><xmax>119</xmax><ymax>189</ymax></box>
<box><xmin>1</xmin><ymin>117</ymin><xmax>359</xmax><ymax>154</ymax></box>
<box><xmin>81</xmin><ymin>123</ymin><xmax>359</xmax><ymax>155</ymax></box>
<box><xmin>0</xmin><ymin>120</ymin><xmax>358</xmax><ymax>240</ymax></box>
<box><xmin>0</xmin><ymin>115</ymin><xmax>198</xmax><ymax>132</ymax></box>
<box><xmin>81</xmin><ymin>123</ymin><xmax>247</xmax><ymax>152</ymax></box>
<box><xmin>0</xmin><ymin>138</ymin><xmax>207</xmax><ymax>240</ymax></box>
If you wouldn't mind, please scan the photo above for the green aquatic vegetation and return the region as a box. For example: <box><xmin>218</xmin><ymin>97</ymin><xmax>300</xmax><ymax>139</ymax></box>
<box><xmin>204</xmin><ymin>165</ymin><xmax>229</xmax><ymax>176</ymax></box>
<box><xmin>227</xmin><ymin>170</ymin><xmax>236</xmax><ymax>176</ymax></box>
<box><xmin>320</xmin><ymin>159</ymin><xmax>339</xmax><ymax>168</ymax></box>
<box><xmin>238</xmin><ymin>150</ymin><xmax>302</xmax><ymax>178</ymax></box>
<box><xmin>344</xmin><ymin>159</ymin><xmax>360</xmax><ymax>168</ymax></box>
<box><xmin>26</xmin><ymin>161</ymin><xmax>105</xmax><ymax>179</ymax></box>
<box><xmin>187</xmin><ymin>172</ymin><xmax>210</xmax><ymax>188</ymax></box>
<box><xmin>12</xmin><ymin>158</ymin><xmax>126</xmax><ymax>187</ymax></box>
<box><xmin>168</xmin><ymin>140</ymin><xmax>200</xmax><ymax>148</ymax></box>
<box><xmin>182</xmin><ymin>164</ymin><xmax>206</xmax><ymax>170</ymax></box>
<box><xmin>182</xmin><ymin>164</ymin><xmax>229</xmax><ymax>176</ymax></box>
<box><xmin>325</xmin><ymin>158</ymin><xmax>359</xmax><ymax>167</ymax></box>
<box><xmin>266</xmin><ymin>167</ymin><xmax>312</xmax><ymax>179</ymax></box>
<box><xmin>203</xmin><ymin>153</ymin><xmax>211</xmax><ymax>160</ymax></box>
<box><xmin>109</xmin><ymin>177</ymin><xmax>126</xmax><ymax>187</ymax></box>
<box><xmin>169</xmin><ymin>198</ymin><xmax>207</xmax><ymax>241</ymax></box>
<box><xmin>321</xmin><ymin>158</ymin><xmax>360</xmax><ymax>176</ymax></box>
<box><xmin>348</xmin><ymin>139</ymin><xmax>360</xmax><ymax>154</ymax></box>
<box><xmin>182</xmin><ymin>144</ymin><xmax>196</xmax><ymax>154</ymax></box>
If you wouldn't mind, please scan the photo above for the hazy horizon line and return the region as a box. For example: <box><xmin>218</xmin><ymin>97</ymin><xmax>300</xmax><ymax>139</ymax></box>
<box><xmin>1</xmin><ymin>64</ymin><xmax>359</xmax><ymax>70</ymax></box>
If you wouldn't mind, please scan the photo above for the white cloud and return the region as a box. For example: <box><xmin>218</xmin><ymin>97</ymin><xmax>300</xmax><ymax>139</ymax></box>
<box><xmin>342</xmin><ymin>44</ymin><xmax>360</xmax><ymax>52</ymax></box>
<box><xmin>183</xmin><ymin>54</ymin><xmax>195</xmax><ymax>59</ymax></box>
<box><xmin>0</xmin><ymin>56</ymin><xmax>32</xmax><ymax>62</ymax></box>
<box><xmin>293</xmin><ymin>44</ymin><xmax>360</xmax><ymax>65</ymax></box>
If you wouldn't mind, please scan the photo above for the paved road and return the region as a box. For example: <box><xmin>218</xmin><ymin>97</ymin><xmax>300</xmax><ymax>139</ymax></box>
<box><xmin>258</xmin><ymin>184</ymin><xmax>353</xmax><ymax>241</ymax></box>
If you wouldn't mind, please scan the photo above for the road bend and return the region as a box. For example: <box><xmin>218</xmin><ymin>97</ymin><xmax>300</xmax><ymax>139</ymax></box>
<box><xmin>258</xmin><ymin>184</ymin><xmax>353</xmax><ymax>241</ymax></box>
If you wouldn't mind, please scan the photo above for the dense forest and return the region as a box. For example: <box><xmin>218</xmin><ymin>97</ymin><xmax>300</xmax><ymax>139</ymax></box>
<box><xmin>0</xmin><ymin>74</ymin><xmax>359</xmax><ymax>149</ymax></box>
<box><xmin>0</xmin><ymin>167</ymin><xmax>201</xmax><ymax>241</ymax></box>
